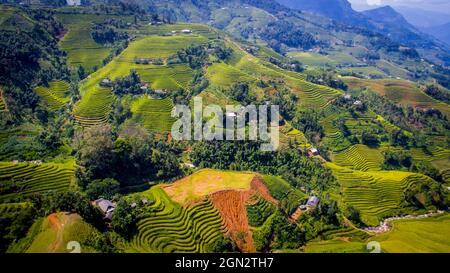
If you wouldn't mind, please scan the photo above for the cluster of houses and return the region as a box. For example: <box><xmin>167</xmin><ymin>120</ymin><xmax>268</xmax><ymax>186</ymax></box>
<box><xmin>342</xmin><ymin>93</ymin><xmax>363</xmax><ymax>106</ymax></box>
<box><xmin>243</xmin><ymin>46</ymin><xmax>259</xmax><ymax>54</ymax></box>
<box><xmin>134</xmin><ymin>58</ymin><xmax>164</xmax><ymax>65</ymax></box>
<box><xmin>163</xmin><ymin>29</ymin><xmax>192</xmax><ymax>36</ymax></box>
<box><xmin>148</xmin><ymin>21</ymin><xmax>164</xmax><ymax>26</ymax></box>
<box><xmin>12</xmin><ymin>160</ymin><xmax>42</xmax><ymax>165</ymax></box>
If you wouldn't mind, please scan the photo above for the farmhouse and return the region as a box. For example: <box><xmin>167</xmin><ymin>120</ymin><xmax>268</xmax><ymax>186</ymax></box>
<box><xmin>306</xmin><ymin>196</ymin><xmax>320</xmax><ymax>207</ymax></box>
<box><xmin>135</xmin><ymin>58</ymin><xmax>150</xmax><ymax>64</ymax></box>
<box><xmin>181</xmin><ymin>29</ymin><xmax>192</xmax><ymax>34</ymax></box>
<box><xmin>100</xmin><ymin>78</ymin><xmax>112</xmax><ymax>87</ymax></box>
<box><xmin>307</xmin><ymin>147</ymin><xmax>319</xmax><ymax>157</ymax></box>
<box><xmin>353</xmin><ymin>100</ymin><xmax>362</xmax><ymax>106</ymax></box>
<box><xmin>343</xmin><ymin>94</ymin><xmax>351</xmax><ymax>100</ymax></box>
<box><xmin>94</xmin><ymin>198</ymin><xmax>116</xmax><ymax>220</ymax></box>
<box><xmin>154</xmin><ymin>89</ymin><xmax>167</xmax><ymax>95</ymax></box>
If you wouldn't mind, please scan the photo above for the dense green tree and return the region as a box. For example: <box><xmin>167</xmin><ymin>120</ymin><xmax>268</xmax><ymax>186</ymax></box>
<box><xmin>85</xmin><ymin>178</ymin><xmax>120</xmax><ymax>200</ymax></box>
<box><xmin>361</xmin><ymin>131</ymin><xmax>379</xmax><ymax>147</ymax></box>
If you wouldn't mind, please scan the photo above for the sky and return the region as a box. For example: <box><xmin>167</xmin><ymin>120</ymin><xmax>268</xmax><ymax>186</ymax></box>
<box><xmin>348</xmin><ymin>0</ymin><xmax>450</xmax><ymax>13</ymax></box>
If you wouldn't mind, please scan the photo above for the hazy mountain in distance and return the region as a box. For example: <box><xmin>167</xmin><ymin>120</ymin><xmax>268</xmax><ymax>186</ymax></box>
<box><xmin>422</xmin><ymin>22</ymin><xmax>450</xmax><ymax>47</ymax></box>
<box><xmin>362</xmin><ymin>5</ymin><xmax>410</xmax><ymax>26</ymax></box>
<box><xmin>394</xmin><ymin>6</ymin><xmax>450</xmax><ymax>28</ymax></box>
<box><xmin>275</xmin><ymin>0</ymin><xmax>369</xmax><ymax>26</ymax></box>
<box><xmin>361</xmin><ymin>5</ymin><xmax>443</xmax><ymax>49</ymax></box>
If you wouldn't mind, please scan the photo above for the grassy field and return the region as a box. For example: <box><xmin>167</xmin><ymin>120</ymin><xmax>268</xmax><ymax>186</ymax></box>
<box><xmin>287</xmin><ymin>51</ymin><xmax>363</xmax><ymax>67</ymax></box>
<box><xmin>327</xmin><ymin>163</ymin><xmax>433</xmax><ymax>226</ymax></box>
<box><xmin>25</xmin><ymin>213</ymin><xmax>99</xmax><ymax>253</ymax></box>
<box><xmin>129</xmin><ymin>96</ymin><xmax>176</xmax><ymax>133</ymax></box>
<box><xmin>305</xmin><ymin>214</ymin><xmax>450</xmax><ymax>253</ymax></box>
<box><xmin>0</xmin><ymin>161</ymin><xmax>74</xmax><ymax>201</ymax></box>
<box><xmin>127</xmin><ymin>186</ymin><xmax>226</xmax><ymax>253</ymax></box>
<box><xmin>207</xmin><ymin>62</ymin><xmax>255</xmax><ymax>87</ymax></box>
<box><xmin>373</xmin><ymin>214</ymin><xmax>450</xmax><ymax>253</ymax></box>
<box><xmin>287</xmin><ymin>52</ymin><xmax>337</xmax><ymax>67</ymax></box>
<box><xmin>163</xmin><ymin>169</ymin><xmax>256</xmax><ymax>205</ymax></box>
<box><xmin>34</xmin><ymin>80</ymin><xmax>70</xmax><ymax>111</ymax></box>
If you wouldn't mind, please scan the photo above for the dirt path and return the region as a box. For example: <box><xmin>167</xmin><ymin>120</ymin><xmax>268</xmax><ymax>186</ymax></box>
<box><xmin>47</xmin><ymin>213</ymin><xmax>73</xmax><ymax>252</ymax></box>
<box><xmin>48</xmin><ymin>213</ymin><xmax>64</xmax><ymax>252</ymax></box>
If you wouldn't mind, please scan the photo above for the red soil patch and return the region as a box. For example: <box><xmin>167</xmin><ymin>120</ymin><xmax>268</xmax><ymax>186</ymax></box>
<box><xmin>209</xmin><ymin>176</ymin><xmax>277</xmax><ymax>253</ymax></box>
<box><xmin>48</xmin><ymin>213</ymin><xmax>61</xmax><ymax>232</ymax></box>
<box><xmin>250</xmin><ymin>176</ymin><xmax>278</xmax><ymax>205</ymax></box>
<box><xmin>210</xmin><ymin>190</ymin><xmax>254</xmax><ymax>252</ymax></box>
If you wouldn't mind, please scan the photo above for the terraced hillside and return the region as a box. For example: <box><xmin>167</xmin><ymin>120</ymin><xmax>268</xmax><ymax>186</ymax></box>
<box><xmin>129</xmin><ymin>96</ymin><xmax>176</xmax><ymax>133</ymax></box>
<box><xmin>56</xmin><ymin>13</ymin><xmax>132</xmax><ymax>72</ymax></box>
<box><xmin>246</xmin><ymin>194</ymin><xmax>276</xmax><ymax>227</ymax></box>
<box><xmin>279</xmin><ymin>125</ymin><xmax>311</xmax><ymax>150</ymax></box>
<box><xmin>305</xmin><ymin>226</ymin><xmax>371</xmax><ymax>253</ymax></box>
<box><xmin>137</xmin><ymin>23</ymin><xmax>218</xmax><ymax>39</ymax></box>
<box><xmin>127</xmin><ymin>187</ymin><xmax>226</xmax><ymax>253</ymax></box>
<box><xmin>332</xmin><ymin>144</ymin><xmax>383</xmax><ymax>171</ymax></box>
<box><xmin>0</xmin><ymin>88</ymin><xmax>5</xmax><ymax>112</ymax></box>
<box><xmin>201</xmin><ymin>45</ymin><xmax>341</xmax><ymax>110</ymax></box>
<box><xmin>0</xmin><ymin>161</ymin><xmax>74</xmax><ymax>201</ymax></box>
<box><xmin>0</xmin><ymin>202</ymin><xmax>30</xmax><ymax>214</ymax></box>
<box><xmin>380</xmin><ymin>145</ymin><xmax>450</xmax><ymax>174</ymax></box>
<box><xmin>72</xmin><ymin>85</ymin><xmax>114</xmax><ymax>126</ymax></box>
<box><xmin>0</xmin><ymin>124</ymin><xmax>40</xmax><ymax>161</ymax></box>
<box><xmin>344</xmin><ymin>77</ymin><xmax>450</xmax><ymax>117</ymax></box>
<box><xmin>73</xmin><ymin>33</ymin><xmax>207</xmax><ymax>126</ymax></box>
<box><xmin>34</xmin><ymin>80</ymin><xmax>70</xmax><ymax>111</ymax></box>
<box><xmin>327</xmin><ymin>163</ymin><xmax>435</xmax><ymax>226</ymax></box>
<box><xmin>162</xmin><ymin>169</ymin><xmax>279</xmax><ymax>252</ymax></box>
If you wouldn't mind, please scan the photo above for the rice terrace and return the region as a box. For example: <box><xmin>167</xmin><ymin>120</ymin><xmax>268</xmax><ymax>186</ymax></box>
<box><xmin>0</xmin><ymin>0</ymin><xmax>450</xmax><ymax>261</ymax></box>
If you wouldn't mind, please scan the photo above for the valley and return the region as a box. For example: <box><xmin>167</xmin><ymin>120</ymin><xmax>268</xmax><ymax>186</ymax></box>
<box><xmin>0</xmin><ymin>0</ymin><xmax>449</xmax><ymax>255</ymax></box>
